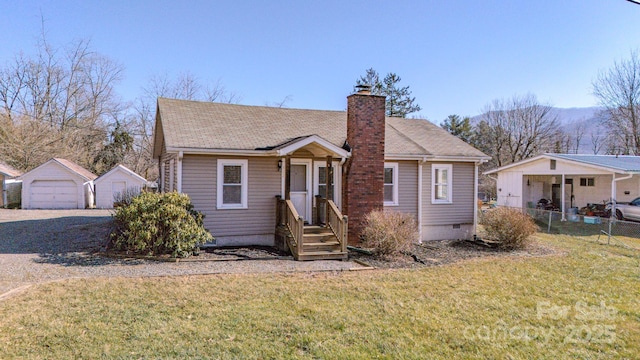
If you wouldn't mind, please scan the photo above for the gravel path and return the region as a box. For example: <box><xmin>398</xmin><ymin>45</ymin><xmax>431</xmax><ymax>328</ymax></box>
<box><xmin>0</xmin><ymin>209</ymin><xmax>365</xmax><ymax>298</ymax></box>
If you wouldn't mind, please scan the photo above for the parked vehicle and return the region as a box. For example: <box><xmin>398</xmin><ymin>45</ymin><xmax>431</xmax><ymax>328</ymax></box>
<box><xmin>605</xmin><ymin>198</ymin><xmax>640</xmax><ymax>221</ymax></box>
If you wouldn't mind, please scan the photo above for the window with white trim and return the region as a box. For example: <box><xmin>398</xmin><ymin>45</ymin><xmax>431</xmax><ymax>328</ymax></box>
<box><xmin>384</xmin><ymin>162</ymin><xmax>399</xmax><ymax>206</ymax></box>
<box><xmin>580</xmin><ymin>177</ymin><xmax>595</xmax><ymax>187</ymax></box>
<box><xmin>217</xmin><ymin>159</ymin><xmax>248</xmax><ymax>209</ymax></box>
<box><xmin>432</xmin><ymin>164</ymin><xmax>452</xmax><ymax>204</ymax></box>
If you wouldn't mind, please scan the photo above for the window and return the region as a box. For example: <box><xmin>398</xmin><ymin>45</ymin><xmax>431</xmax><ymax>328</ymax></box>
<box><xmin>579</xmin><ymin>177</ymin><xmax>595</xmax><ymax>187</ymax></box>
<box><xmin>384</xmin><ymin>163</ymin><xmax>398</xmax><ymax>206</ymax></box>
<box><xmin>217</xmin><ymin>159</ymin><xmax>248</xmax><ymax>209</ymax></box>
<box><xmin>314</xmin><ymin>161</ymin><xmax>341</xmax><ymax>209</ymax></box>
<box><xmin>317</xmin><ymin>166</ymin><xmax>330</xmax><ymax>198</ymax></box>
<box><xmin>432</xmin><ymin>164</ymin><xmax>453</xmax><ymax>204</ymax></box>
<box><xmin>550</xmin><ymin>159</ymin><xmax>556</xmax><ymax>170</ymax></box>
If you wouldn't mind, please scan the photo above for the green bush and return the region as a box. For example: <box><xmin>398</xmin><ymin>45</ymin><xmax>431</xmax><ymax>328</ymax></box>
<box><xmin>361</xmin><ymin>210</ymin><xmax>418</xmax><ymax>256</ymax></box>
<box><xmin>110</xmin><ymin>192</ymin><xmax>213</xmax><ymax>258</ymax></box>
<box><xmin>480</xmin><ymin>207</ymin><xmax>538</xmax><ymax>250</ymax></box>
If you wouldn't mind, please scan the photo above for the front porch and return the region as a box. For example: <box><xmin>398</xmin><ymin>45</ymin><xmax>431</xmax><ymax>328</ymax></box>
<box><xmin>273</xmin><ymin>136</ymin><xmax>349</xmax><ymax>260</ymax></box>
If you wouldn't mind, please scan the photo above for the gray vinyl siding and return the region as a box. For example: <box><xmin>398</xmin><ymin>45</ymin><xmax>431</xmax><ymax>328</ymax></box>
<box><xmin>422</xmin><ymin>162</ymin><xmax>475</xmax><ymax>225</ymax></box>
<box><xmin>181</xmin><ymin>155</ymin><xmax>281</xmax><ymax>237</ymax></box>
<box><xmin>385</xmin><ymin>161</ymin><xmax>418</xmax><ymax>217</ymax></box>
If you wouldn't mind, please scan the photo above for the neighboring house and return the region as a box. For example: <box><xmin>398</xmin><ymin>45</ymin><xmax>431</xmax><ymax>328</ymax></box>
<box><xmin>0</xmin><ymin>162</ymin><xmax>21</xmax><ymax>208</ymax></box>
<box><xmin>19</xmin><ymin>158</ymin><xmax>97</xmax><ymax>209</ymax></box>
<box><xmin>94</xmin><ymin>164</ymin><xmax>147</xmax><ymax>209</ymax></box>
<box><xmin>153</xmin><ymin>89</ymin><xmax>489</xmax><ymax>259</ymax></box>
<box><xmin>484</xmin><ymin>154</ymin><xmax>640</xmax><ymax>214</ymax></box>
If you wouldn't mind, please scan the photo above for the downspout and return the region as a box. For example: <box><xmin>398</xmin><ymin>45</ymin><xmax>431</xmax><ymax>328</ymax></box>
<box><xmin>474</xmin><ymin>160</ymin><xmax>488</xmax><ymax>237</ymax></box>
<box><xmin>418</xmin><ymin>156</ymin><xmax>427</xmax><ymax>243</ymax></box>
<box><xmin>611</xmin><ymin>173</ymin><xmax>633</xmax><ymax>218</ymax></box>
<box><xmin>561</xmin><ymin>174</ymin><xmax>566</xmax><ymax>221</ymax></box>
<box><xmin>2</xmin><ymin>178</ymin><xmax>7</xmax><ymax>208</ymax></box>
<box><xmin>339</xmin><ymin>156</ymin><xmax>347</xmax><ymax>209</ymax></box>
<box><xmin>177</xmin><ymin>151</ymin><xmax>184</xmax><ymax>193</ymax></box>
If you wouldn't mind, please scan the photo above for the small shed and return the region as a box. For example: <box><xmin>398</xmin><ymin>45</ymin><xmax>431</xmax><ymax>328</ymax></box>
<box><xmin>94</xmin><ymin>164</ymin><xmax>146</xmax><ymax>208</ymax></box>
<box><xmin>20</xmin><ymin>158</ymin><xmax>97</xmax><ymax>209</ymax></box>
<box><xmin>0</xmin><ymin>162</ymin><xmax>21</xmax><ymax>208</ymax></box>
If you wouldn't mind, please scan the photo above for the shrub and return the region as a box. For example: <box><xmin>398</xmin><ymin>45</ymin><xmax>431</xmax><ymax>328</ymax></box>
<box><xmin>480</xmin><ymin>207</ymin><xmax>538</xmax><ymax>250</ymax></box>
<box><xmin>112</xmin><ymin>186</ymin><xmax>142</xmax><ymax>208</ymax></box>
<box><xmin>110</xmin><ymin>192</ymin><xmax>213</xmax><ymax>258</ymax></box>
<box><xmin>361</xmin><ymin>210</ymin><xmax>418</xmax><ymax>256</ymax></box>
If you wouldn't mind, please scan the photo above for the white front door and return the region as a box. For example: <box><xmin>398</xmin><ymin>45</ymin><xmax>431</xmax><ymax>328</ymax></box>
<box><xmin>290</xmin><ymin>161</ymin><xmax>312</xmax><ymax>223</ymax></box>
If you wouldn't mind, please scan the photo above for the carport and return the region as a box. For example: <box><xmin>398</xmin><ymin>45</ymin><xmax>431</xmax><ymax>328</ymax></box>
<box><xmin>484</xmin><ymin>154</ymin><xmax>640</xmax><ymax>218</ymax></box>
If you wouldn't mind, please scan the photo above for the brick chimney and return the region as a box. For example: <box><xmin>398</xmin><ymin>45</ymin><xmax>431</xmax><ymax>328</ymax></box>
<box><xmin>342</xmin><ymin>85</ymin><xmax>386</xmax><ymax>244</ymax></box>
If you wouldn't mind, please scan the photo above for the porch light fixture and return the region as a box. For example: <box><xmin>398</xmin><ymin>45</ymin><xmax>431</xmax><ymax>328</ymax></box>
<box><xmin>278</xmin><ymin>159</ymin><xmax>283</xmax><ymax>171</ymax></box>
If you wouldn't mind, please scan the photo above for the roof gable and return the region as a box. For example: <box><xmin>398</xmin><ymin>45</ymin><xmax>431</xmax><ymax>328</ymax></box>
<box><xmin>19</xmin><ymin>158</ymin><xmax>97</xmax><ymax>182</ymax></box>
<box><xmin>94</xmin><ymin>164</ymin><xmax>146</xmax><ymax>184</ymax></box>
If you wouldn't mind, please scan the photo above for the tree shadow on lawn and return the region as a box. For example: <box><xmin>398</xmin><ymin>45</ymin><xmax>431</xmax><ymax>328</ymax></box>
<box><xmin>0</xmin><ymin>215</ymin><xmax>145</xmax><ymax>266</ymax></box>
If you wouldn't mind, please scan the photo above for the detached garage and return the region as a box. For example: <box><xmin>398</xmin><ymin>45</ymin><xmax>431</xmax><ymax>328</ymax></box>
<box><xmin>20</xmin><ymin>158</ymin><xmax>97</xmax><ymax>209</ymax></box>
<box><xmin>94</xmin><ymin>164</ymin><xmax>146</xmax><ymax>209</ymax></box>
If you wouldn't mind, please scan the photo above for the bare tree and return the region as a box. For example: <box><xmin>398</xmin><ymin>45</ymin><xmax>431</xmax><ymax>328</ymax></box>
<box><xmin>473</xmin><ymin>93</ymin><xmax>560</xmax><ymax>168</ymax></box>
<box><xmin>592</xmin><ymin>50</ymin><xmax>640</xmax><ymax>154</ymax></box>
<box><xmin>0</xmin><ymin>33</ymin><xmax>123</xmax><ymax>172</ymax></box>
<box><xmin>130</xmin><ymin>73</ymin><xmax>241</xmax><ymax>180</ymax></box>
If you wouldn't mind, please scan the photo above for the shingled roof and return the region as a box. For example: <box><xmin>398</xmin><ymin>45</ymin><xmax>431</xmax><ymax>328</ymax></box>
<box><xmin>154</xmin><ymin>97</ymin><xmax>488</xmax><ymax>160</ymax></box>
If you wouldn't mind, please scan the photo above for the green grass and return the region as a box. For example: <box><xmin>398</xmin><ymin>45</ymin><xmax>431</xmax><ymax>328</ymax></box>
<box><xmin>1</xmin><ymin>234</ymin><xmax>639</xmax><ymax>359</ymax></box>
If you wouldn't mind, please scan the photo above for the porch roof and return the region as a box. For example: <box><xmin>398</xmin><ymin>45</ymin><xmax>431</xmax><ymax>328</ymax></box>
<box><xmin>273</xmin><ymin>135</ymin><xmax>350</xmax><ymax>158</ymax></box>
<box><xmin>485</xmin><ymin>154</ymin><xmax>640</xmax><ymax>175</ymax></box>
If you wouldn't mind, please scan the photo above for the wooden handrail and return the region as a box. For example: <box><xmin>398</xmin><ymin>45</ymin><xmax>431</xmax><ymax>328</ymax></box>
<box><xmin>277</xmin><ymin>199</ymin><xmax>304</xmax><ymax>258</ymax></box>
<box><xmin>326</xmin><ymin>199</ymin><xmax>348</xmax><ymax>253</ymax></box>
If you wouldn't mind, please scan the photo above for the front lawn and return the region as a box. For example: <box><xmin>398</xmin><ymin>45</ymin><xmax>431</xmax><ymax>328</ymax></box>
<box><xmin>1</xmin><ymin>234</ymin><xmax>638</xmax><ymax>359</ymax></box>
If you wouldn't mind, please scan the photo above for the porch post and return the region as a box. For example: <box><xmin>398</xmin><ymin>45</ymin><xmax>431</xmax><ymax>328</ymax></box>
<box><xmin>285</xmin><ymin>156</ymin><xmax>291</xmax><ymax>200</ymax></box>
<box><xmin>326</xmin><ymin>155</ymin><xmax>333</xmax><ymax>224</ymax></box>
<box><xmin>326</xmin><ymin>156</ymin><xmax>333</xmax><ymax>201</ymax></box>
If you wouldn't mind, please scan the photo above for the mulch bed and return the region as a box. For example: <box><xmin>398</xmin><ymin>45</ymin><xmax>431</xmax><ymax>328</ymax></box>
<box><xmin>347</xmin><ymin>239</ymin><xmax>561</xmax><ymax>269</ymax></box>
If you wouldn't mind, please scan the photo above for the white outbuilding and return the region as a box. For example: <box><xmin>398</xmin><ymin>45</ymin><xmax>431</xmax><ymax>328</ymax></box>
<box><xmin>94</xmin><ymin>164</ymin><xmax>146</xmax><ymax>209</ymax></box>
<box><xmin>20</xmin><ymin>158</ymin><xmax>97</xmax><ymax>209</ymax></box>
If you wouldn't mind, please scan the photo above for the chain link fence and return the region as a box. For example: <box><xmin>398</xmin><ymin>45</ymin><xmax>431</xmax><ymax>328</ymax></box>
<box><xmin>480</xmin><ymin>206</ymin><xmax>640</xmax><ymax>250</ymax></box>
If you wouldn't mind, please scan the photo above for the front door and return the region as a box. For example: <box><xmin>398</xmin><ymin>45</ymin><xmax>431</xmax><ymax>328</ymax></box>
<box><xmin>290</xmin><ymin>162</ymin><xmax>311</xmax><ymax>223</ymax></box>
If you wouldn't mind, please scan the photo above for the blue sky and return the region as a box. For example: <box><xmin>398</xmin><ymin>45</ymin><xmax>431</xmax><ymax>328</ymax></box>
<box><xmin>1</xmin><ymin>0</ymin><xmax>638</xmax><ymax>123</ymax></box>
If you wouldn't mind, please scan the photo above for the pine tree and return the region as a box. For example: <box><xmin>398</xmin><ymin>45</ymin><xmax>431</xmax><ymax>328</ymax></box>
<box><xmin>355</xmin><ymin>68</ymin><xmax>421</xmax><ymax>118</ymax></box>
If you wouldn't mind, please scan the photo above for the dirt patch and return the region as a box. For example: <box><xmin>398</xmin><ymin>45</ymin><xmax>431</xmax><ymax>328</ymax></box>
<box><xmin>348</xmin><ymin>238</ymin><xmax>561</xmax><ymax>269</ymax></box>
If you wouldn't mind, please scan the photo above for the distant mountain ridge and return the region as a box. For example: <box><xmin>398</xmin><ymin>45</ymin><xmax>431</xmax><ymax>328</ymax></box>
<box><xmin>470</xmin><ymin>106</ymin><xmax>606</xmax><ymax>154</ymax></box>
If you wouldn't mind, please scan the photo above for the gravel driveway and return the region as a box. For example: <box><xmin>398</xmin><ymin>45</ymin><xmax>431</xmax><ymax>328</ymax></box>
<box><xmin>0</xmin><ymin>209</ymin><xmax>364</xmax><ymax>299</ymax></box>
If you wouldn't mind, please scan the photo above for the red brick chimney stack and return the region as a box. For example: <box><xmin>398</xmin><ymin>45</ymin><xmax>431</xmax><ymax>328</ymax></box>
<box><xmin>342</xmin><ymin>85</ymin><xmax>386</xmax><ymax>244</ymax></box>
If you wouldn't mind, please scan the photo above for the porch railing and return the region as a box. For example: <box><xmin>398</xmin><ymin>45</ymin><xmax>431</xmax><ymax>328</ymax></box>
<box><xmin>326</xmin><ymin>199</ymin><xmax>348</xmax><ymax>254</ymax></box>
<box><xmin>276</xmin><ymin>196</ymin><xmax>304</xmax><ymax>258</ymax></box>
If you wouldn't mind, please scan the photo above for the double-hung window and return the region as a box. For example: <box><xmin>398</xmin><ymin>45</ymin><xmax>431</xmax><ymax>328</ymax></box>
<box><xmin>384</xmin><ymin>162</ymin><xmax>399</xmax><ymax>206</ymax></box>
<box><xmin>217</xmin><ymin>159</ymin><xmax>248</xmax><ymax>209</ymax></box>
<box><xmin>432</xmin><ymin>164</ymin><xmax>452</xmax><ymax>204</ymax></box>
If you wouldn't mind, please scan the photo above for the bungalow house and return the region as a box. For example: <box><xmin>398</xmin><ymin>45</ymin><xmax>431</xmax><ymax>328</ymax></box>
<box><xmin>19</xmin><ymin>158</ymin><xmax>97</xmax><ymax>209</ymax></box>
<box><xmin>0</xmin><ymin>162</ymin><xmax>21</xmax><ymax>208</ymax></box>
<box><xmin>153</xmin><ymin>88</ymin><xmax>489</xmax><ymax>260</ymax></box>
<box><xmin>484</xmin><ymin>154</ymin><xmax>640</xmax><ymax>215</ymax></box>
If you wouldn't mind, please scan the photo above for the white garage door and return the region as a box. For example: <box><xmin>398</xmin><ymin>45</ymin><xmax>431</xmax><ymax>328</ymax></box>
<box><xmin>30</xmin><ymin>180</ymin><xmax>78</xmax><ymax>209</ymax></box>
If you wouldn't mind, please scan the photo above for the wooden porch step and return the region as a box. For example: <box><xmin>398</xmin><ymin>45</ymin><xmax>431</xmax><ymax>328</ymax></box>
<box><xmin>297</xmin><ymin>251</ymin><xmax>348</xmax><ymax>261</ymax></box>
<box><xmin>303</xmin><ymin>232</ymin><xmax>335</xmax><ymax>242</ymax></box>
<box><xmin>304</xmin><ymin>225</ymin><xmax>331</xmax><ymax>234</ymax></box>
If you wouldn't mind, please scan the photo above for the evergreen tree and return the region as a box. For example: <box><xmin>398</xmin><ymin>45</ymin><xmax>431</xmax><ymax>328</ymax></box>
<box><xmin>441</xmin><ymin>114</ymin><xmax>473</xmax><ymax>143</ymax></box>
<box><xmin>355</xmin><ymin>68</ymin><xmax>421</xmax><ymax>118</ymax></box>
